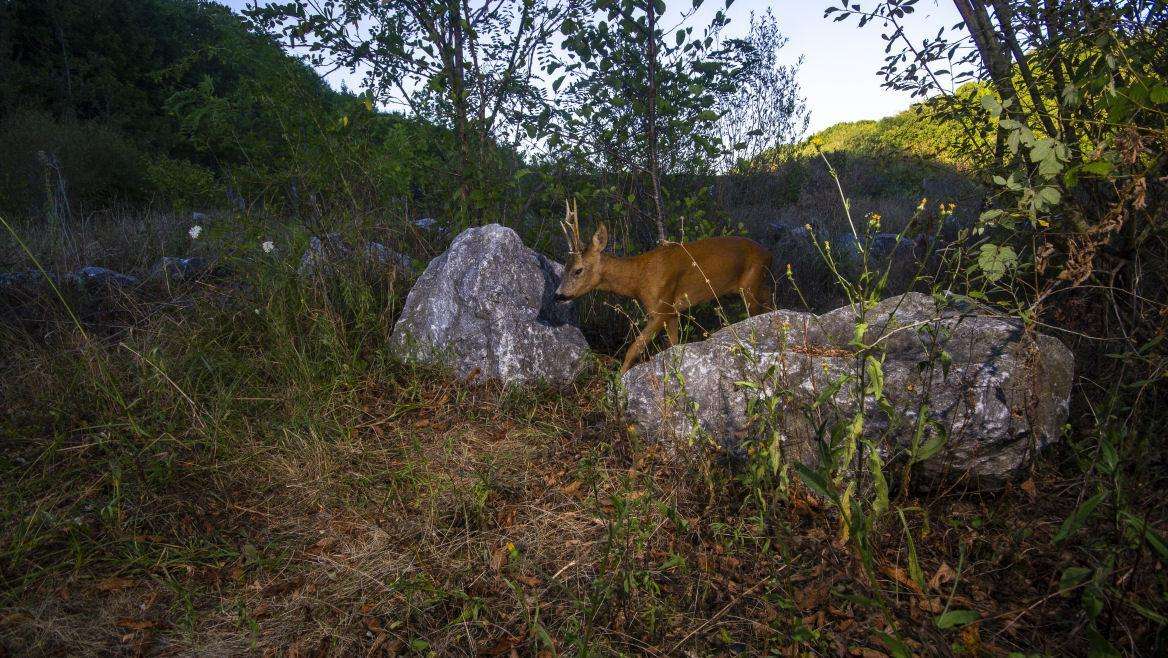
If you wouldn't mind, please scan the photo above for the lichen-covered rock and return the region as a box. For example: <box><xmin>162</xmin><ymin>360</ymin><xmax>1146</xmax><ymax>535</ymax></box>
<box><xmin>833</xmin><ymin>233</ymin><xmax>919</xmax><ymax>279</ymax></box>
<box><xmin>299</xmin><ymin>234</ymin><xmax>412</xmax><ymax>277</ymax></box>
<box><xmin>0</xmin><ymin>270</ymin><xmax>59</xmax><ymax>288</ymax></box>
<box><xmin>69</xmin><ymin>266</ymin><xmax>140</xmax><ymax>288</ymax></box>
<box><xmin>390</xmin><ymin>224</ymin><xmax>588</xmax><ymax>386</ymax></box>
<box><xmin>3</xmin><ymin>266</ymin><xmax>143</xmax><ymax>292</ymax></box>
<box><xmin>148</xmin><ymin>256</ymin><xmax>210</xmax><ymax>283</ymax></box>
<box><xmin>414</xmin><ymin>217</ymin><xmax>447</xmax><ymax>234</ymax></box>
<box><xmin>621</xmin><ymin>292</ymin><xmax>1074</xmax><ymax>487</ymax></box>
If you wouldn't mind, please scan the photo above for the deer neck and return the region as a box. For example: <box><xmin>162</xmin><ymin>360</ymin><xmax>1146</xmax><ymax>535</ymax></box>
<box><xmin>597</xmin><ymin>253</ymin><xmax>644</xmax><ymax>300</ymax></box>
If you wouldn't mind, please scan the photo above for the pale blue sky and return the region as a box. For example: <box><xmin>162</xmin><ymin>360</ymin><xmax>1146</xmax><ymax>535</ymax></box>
<box><xmin>223</xmin><ymin>0</ymin><xmax>964</xmax><ymax>134</ymax></box>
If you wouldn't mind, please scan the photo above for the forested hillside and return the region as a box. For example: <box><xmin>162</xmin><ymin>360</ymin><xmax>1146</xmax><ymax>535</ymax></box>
<box><xmin>797</xmin><ymin>100</ymin><xmax>984</xmax><ymax>170</ymax></box>
<box><xmin>0</xmin><ymin>0</ymin><xmax>451</xmax><ymax>216</ymax></box>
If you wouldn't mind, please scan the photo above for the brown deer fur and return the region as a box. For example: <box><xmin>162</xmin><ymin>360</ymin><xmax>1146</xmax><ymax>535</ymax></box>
<box><xmin>553</xmin><ymin>201</ymin><xmax>773</xmax><ymax>373</ymax></box>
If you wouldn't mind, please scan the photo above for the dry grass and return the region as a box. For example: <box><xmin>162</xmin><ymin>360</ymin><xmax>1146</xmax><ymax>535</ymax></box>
<box><xmin>0</xmin><ymin>208</ymin><xmax>202</xmax><ymax>276</ymax></box>
<box><xmin>0</xmin><ymin>351</ymin><xmax>1119</xmax><ymax>656</ymax></box>
<box><xmin>1</xmin><ymin>209</ymin><xmax>1162</xmax><ymax>657</ymax></box>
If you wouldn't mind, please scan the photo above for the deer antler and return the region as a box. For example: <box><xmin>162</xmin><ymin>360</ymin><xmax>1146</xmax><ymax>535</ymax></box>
<box><xmin>561</xmin><ymin>198</ymin><xmax>582</xmax><ymax>253</ymax></box>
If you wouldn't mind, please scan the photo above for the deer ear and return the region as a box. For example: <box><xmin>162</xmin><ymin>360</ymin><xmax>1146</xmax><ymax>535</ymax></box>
<box><xmin>592</xmin><ymin>222</ymin><xmax>608</xmax><ymax>252</ymax></box>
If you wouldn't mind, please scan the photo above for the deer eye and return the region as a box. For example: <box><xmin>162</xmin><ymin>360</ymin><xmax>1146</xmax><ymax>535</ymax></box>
<box><xmin>573</xmin><ymin>268</ymin><xmax>583</xmax><ymax>275</ymax></box>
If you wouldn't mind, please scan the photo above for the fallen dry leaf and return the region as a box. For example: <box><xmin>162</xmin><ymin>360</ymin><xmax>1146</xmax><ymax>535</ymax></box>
<box><xmin>929</xmin><ymin>562</ymin><xmax>957</xmax><ymax>591</ymax></box>
<box><xmin>490</xmin><ymin>546</ymin><xmax>508</xmax><ymax>572</ymax></box>
<box><xmin>960</xmin><ymin>621</ymin><xmax>982</xmax><ymax>651</ymax></box>
<box><xmin>496</xmin><ymin>507</ymin><xmax>516</xmax><ymax>527</ymax></box>
<box><xmin>1020</xmin><ymin>478</ymin><xmax>1037</xmax><ymax>499</ymax></box>
<box><xmin>916</xmin><ymin>597</ymin><xmax>944</xmax><ymax>614</ymax></box>
<box><xmin>478</xmin><ymin>630</ymin><xmax>526</xmax><ymax>656</ymax></box>
<box><xmin>96</xmin><ymin>577</ymin><xmax>135</xmax><ymax>592</ymax></box>
<box><xmin>881</xmin><ymin>564</ymin><xmax>923</xmax><ymax>594</ymax></box>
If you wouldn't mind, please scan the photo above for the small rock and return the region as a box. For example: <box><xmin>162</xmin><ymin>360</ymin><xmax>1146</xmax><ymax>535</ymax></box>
<box><xmin>69</xmin><ymin>266</ymin><xmax>139</xmax><ymax>288</ymax></box>
<box><xmin>364</xmin><ymin>241</ymin><xmax>413</xmax><ymax>272</ymax></box>
<box><xmin>148</xmin><ymin>256</ymin><xmax>209</xmax><ymax>283</ymax></box>
<box><xmin>414</xmin><ymin>217</ymin><xmax>445</xmax><ymax>233</ymax></box>
<box><xmin>0</xmin><ymin>269</ymin><xmax>59</xmax><ymax>288</ymax></box>
<box><xmin>299</xmin><ymin>233</ymin><xmax>411</xmax><ymax>277</ymax></box>
<box><xmin>390</xmin><ymin>224</ymin><xmax>588</xmax><ymax>386</ymax></box>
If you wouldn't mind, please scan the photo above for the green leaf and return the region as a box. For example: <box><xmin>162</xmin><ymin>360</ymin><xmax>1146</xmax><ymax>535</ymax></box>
<box><xmin>869</xmin><ymin>448</ymin><xmax>888</xmax><ymax>515</ymax></box>
<box><xmin>912</xmin><ymin>433</ymin><xmax>947</xmax><ymax>464</ymax></box>
<box><xmin>1059</xmin><ymin>566</ymin><xmax>1093</xmax><ymax>591</ymax></box>
<box><xmin>864</xmin><ymin>355</ymin><xmax>884</xmax><ymax>399</ymax></box>
<box><xmin>898</xmin><ymin>509</ymin><xmax>926</xmax><ymax>591</ymax></box>
<box><xmin>980</xmin><ymin>94</ymin><xmax>1002</xmax><ymax>116</ymax></box>
<box><xmin>1086</xmin><ymin>625</ymin><xmax>1121</xmax><ymax>657</ymax></box>
<box><xmin>1080</xmin><ymin>160</ymin><xmax>1114</xmax><ymax>177</ymax></box>
<box><xmin>1121</xmin><ymin>511</ymin><xmax>1168</xmax><ymax>561</ymax></box>
<box><xmin>1037</xmin><ymin>186</ymin><xmax>1062</xmax><ymax>206</ymax></box>
<box><xmin>1150</xmin><ymin>85</ymin><xmax>1168</xmax><ymax>105</ymax></box>
<box><xmin>873</xmin><ymin>630</ymin><xmax>912</xmax><ymax>658</ymax></box>
<box><xmin>794</xmin><ymin>462</ymin><xmax>835</xmax><ymax>502</ymax></box>
<box><xmin>1128</xmin><ymin>599</ymin><xmax>1168</xmax><ymax>625</ymax></box>
<box><xmin>851</xmin><ymin>321</ymin><xmax>868</xmax><ymax>348</ymax></box>
<box><xmin>934</xmin><ymin>609</ymin><xmax>979</xmax><ymax>629</ymax></box>
<box><xmin>977</xmin><ymin>244</ymin><xmax>1017</xmax><ymax>283</ymax></box>
<box><xmin>1053</xmin><ymin>492</ymin><xmax>1106</xmax><ymax>544</ymax></box>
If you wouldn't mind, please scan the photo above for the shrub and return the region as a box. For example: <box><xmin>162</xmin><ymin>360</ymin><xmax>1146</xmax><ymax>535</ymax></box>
<box><xmin>0</xmin><ymin>111</ymin><xmax>151</xmax><ymax>217</ymax></box>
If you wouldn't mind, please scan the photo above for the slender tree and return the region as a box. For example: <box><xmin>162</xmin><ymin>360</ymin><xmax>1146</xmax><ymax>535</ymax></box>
<box><xmin>715</xmin><ymin>8</ymin><xmax>810</xmax><ymax>172</ymax></box>
<box><xmin>555</xmin><ymin>0</ymin><xmax>743</xmax><ymax>243</ymax></box>
<box><xmin>246</xmin><ymin>0</ymin><xmax>573</xmax><ymax>218</ymax></box>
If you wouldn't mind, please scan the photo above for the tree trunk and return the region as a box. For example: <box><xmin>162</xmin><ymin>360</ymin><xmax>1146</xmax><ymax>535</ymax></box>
<box><xmin>645</xmin><ymin>0</ymin><xmax>666</xmax><ymax>243</ymax></box>
<box><xmin>952</xmin><ymin>0</ymin><xmax>1029</xmax><ymax>170</ymax></box>
<box><xmin>448</xmin><ymin>1</ymin><xmax>473</xmax><ymax>218</ymax></box>
<box><xmin>988</xmin><ymin>0</ymin><xmax>1058</xmax><ymax>137</ymax></box>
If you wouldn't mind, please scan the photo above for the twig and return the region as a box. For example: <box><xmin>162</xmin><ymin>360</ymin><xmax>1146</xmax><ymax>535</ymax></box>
<box><xmin>669</xmin><ymin>575</ymin><xmax>773</xmax><ymax>653</ymax></box>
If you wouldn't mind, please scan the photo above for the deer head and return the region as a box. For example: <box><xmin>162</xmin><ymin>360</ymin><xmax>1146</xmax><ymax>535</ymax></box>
<box><xmin>554</xmin><ymin>199</ymin><xmax>608</xmax><ymax>302</ymax></box>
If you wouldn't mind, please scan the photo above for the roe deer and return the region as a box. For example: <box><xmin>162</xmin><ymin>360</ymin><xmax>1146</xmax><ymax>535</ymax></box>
<box><xmin>553</xmin><ymin>200</ymin><xmax>773</xmax><ymax>373</ymax></box>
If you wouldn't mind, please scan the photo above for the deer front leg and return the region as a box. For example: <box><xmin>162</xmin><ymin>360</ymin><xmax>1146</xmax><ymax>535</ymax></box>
<box><xmin>665</xmin><ymin>315</ymin><xmax>679</xmax><ymax>346</ymax></box>
<box><xmin>620</xmin><ymin>315</ymin><xmax>666</xmax><ymax>374</ymax></box>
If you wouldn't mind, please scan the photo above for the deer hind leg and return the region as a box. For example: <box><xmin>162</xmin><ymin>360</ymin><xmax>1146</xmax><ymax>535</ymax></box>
<box><xmin>620</xmin><ymin>315</ymin><xmax>667</xmax><ymax>374</ymax></box>
<box><xmin>665</xmin><ymin>315</ymin><xmax>680</xmax><ymax>346</ymax></box>
<box><xmin>740</xmin><ymin>264</ymin><xmax>773</xmax><ymax>316</ymax></box>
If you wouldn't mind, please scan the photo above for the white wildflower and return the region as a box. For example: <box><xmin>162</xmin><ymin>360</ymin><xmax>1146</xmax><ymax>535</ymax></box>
<box><xmin>188</xmin><ymin>225</ymin><xmax>203</xmax><ymax>240</ymax></box>
<box><xmin>261</xmin><ymin>240</ymin><xmax>275</xmax><ymax>253</ymax></box>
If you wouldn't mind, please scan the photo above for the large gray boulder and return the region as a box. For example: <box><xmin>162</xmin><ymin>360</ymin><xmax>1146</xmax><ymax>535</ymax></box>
<box><xmin>621</xmin><ymin>292</ymin><xmax>1074</xmax><ymax>487</ymax></box>
<box><xmin>390</xmin><ymin>224</ymin><xmax>588</xmax><ymax>386</ymax></box>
